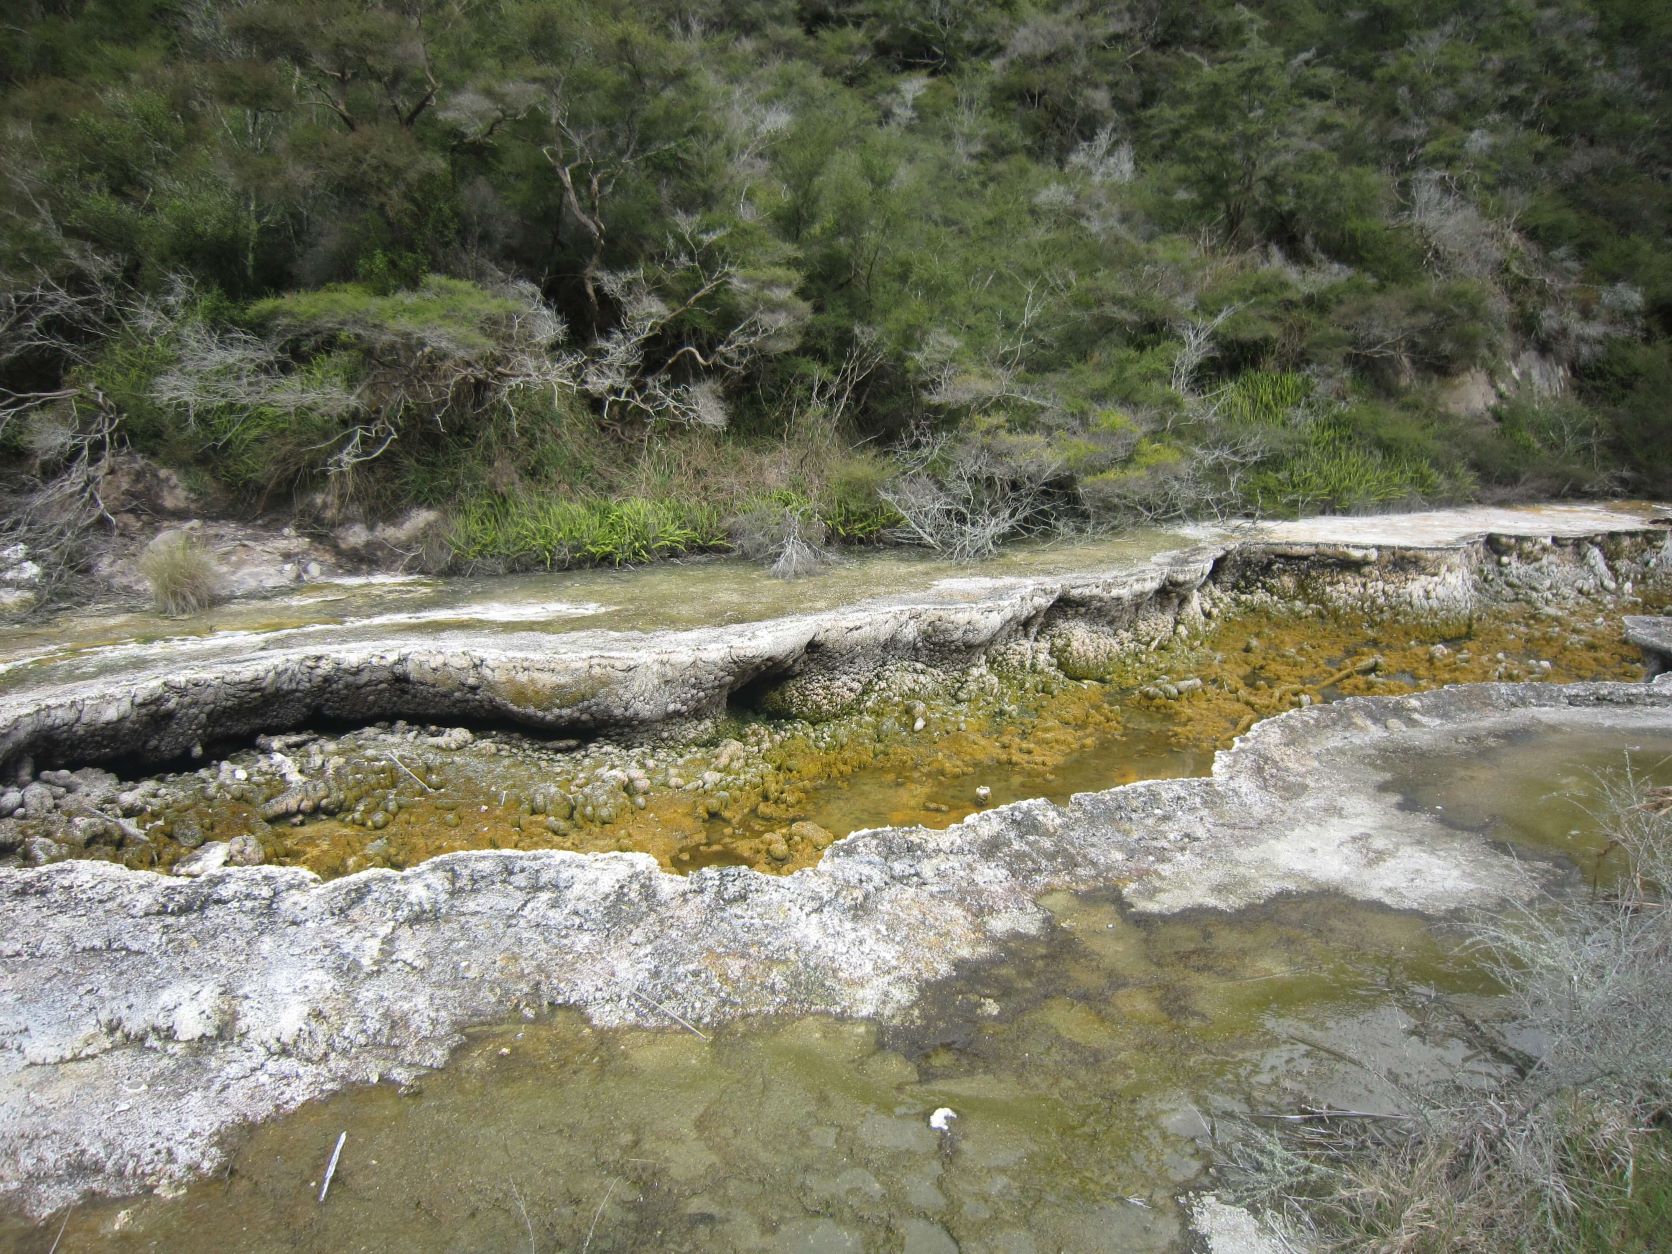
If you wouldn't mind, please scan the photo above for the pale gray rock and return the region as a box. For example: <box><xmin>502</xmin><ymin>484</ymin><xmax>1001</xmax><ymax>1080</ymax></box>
<box><xmin>1625</xmin><ymin>615</ymin><xmax>1672</xmax><ymax>680</ymax></box>
<box><xmin>0</xmin><ymin>680</ymin><xmax>1667</xmax><ymax>1216</ymax></box>
<box><xmin>171</xmin><ymin>841</ymin><xmax>229</xmax><ymax>876</ymax></box>
<box><xmin>0</xmin><ymin>503</ymin><xmax>1669</xmax><ymax>1216</ymax></box>
<box><xmin>1</xmin><ymin>504</ymin><xmax>1666</xmax><ymax>776</ymax></box>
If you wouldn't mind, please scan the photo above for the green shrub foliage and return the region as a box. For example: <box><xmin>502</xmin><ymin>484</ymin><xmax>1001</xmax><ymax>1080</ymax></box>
<box><xmin>2</xmin><ymin>0</ymin><xmax>1667</xmax><ymax>551</ymax></box>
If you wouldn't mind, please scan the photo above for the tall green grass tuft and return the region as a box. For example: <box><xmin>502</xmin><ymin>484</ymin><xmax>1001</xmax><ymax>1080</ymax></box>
<box><xmin>449</xmin><ymin>496</ymin><xmax>729</xmax><ymax>570</ymax></box>
<box><xmin>136</xmin><ymin>533</ymin><xmax>222</xmax><ymax>616</ymax></box>
<box><xmin>1249</xmin><ymin>442</ymin><xmax>1443</xmax><ymax>512</ymax></box>
<box><xmin>1244</xmin><ymin>406</ymin><xmax>1466</xmax><ymax>514</ymax></box>
<box><xmin>1216</xmin><ymin>371</ymin><xmax>1314</xmax><ymax>426</ymax></box>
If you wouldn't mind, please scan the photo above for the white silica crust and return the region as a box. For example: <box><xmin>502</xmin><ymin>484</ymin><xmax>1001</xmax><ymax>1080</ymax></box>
<box><xmin>0</xmin><ymin>501</ymin><xmax>1666</xmax><ymax>773</ymax></box>
<box><xmin>0</xmin><ymin>502</ymin><xmax>1669</xmax><ymax>1215</ymax></box>
<box><xmin>1</xmin><ymin>679</ymin><xmax>1669</xmax><ymax>1216</ymax></box>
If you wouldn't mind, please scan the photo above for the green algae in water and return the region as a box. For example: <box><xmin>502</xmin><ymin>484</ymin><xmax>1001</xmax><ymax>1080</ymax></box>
<box><xmin>1379</xmin><ymin>728</ymin><xmax>1672</xmax><ymax>866</ymax></box>
<box><xmin>788</xmin><ymin>712</ymin><xmax>1214</xmax><ymax>852</ymax></box>
<box><xmin>15</xmin><ymin>895</ymin><xmax>1496</xmax><ymax>1253</ymax></box>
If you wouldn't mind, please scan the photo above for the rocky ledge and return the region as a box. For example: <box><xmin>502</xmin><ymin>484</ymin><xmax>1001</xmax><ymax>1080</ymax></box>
<box><xmin>2</xmin><ymin>678</ymin><xmax>1670</xmax><ymax>1216</ymax></box>
<box><xmin>0</xmin><ymin>502</ymin><xmax>1667</xmax><ymax>775</ymax></box>
<box><xmin>1625</xmin><ymin>614</ymin><xmax>1672</xmax><ymax>679</ymax></box>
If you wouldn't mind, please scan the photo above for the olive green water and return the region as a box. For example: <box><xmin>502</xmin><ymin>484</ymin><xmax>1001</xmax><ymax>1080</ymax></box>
<box><xmin>15</xmin><ymin>897</ymin><xmax>1486</xmax><ymax>1254</ymax></box>
<box><xmin>688</xmin><ymin>712</ymin><xmax>1212</xmax><ymax>874</ymax></box>
<box><xmin>1379</xmin><ymin>728</ymin><xmax>1672</xmax><ymax>866</ymax></box>
<box><xmin>14</xmin><ymin>730</ymin><xmax>1668</xmax><ymax>1254</ymax></box>
<box><xmin>0</xmin><ymin>531</ymin><xmax>1190</xmax><ymax>694</ymax></box>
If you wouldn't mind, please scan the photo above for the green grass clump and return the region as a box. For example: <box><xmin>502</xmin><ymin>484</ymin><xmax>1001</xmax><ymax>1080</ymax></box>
<box><xmin>1243</xmin><ymin>404</ymin><xmax>1468</xmax><ymax>515</ymax></box>
<box><xmin>1217</xmin><ymin>371</ymin><xmax>1314</xmax><ymax>426</ymax></box>
<box><xmin>136</xmin><ymin>533</ymin><xmax>222</xmax><ymax>616</ymax></box>
<box><xmin>248</xmin><ymin>277</ymin><xmax>528</xmax><ymax>354</ymax></box>
<box><xmin>1249</xmin><ymin>442</ymin><xmax>1442</xmax><ymax>513</ymax></box>
<box><xmin>817</xmin><ymin>455</ymin><xmax>902</xmax><ymax>542</ymax></box>
<box><xmin>450</xmin><ymin>496</ymin><xmax>728</xmax><ymax>570</ymax></box>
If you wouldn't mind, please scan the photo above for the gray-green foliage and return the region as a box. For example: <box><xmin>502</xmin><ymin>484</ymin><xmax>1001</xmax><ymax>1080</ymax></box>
<box><xmin>2</xmin><ymin>0</ymin><xmax>1667</xmax><ymax>546</ymax></box>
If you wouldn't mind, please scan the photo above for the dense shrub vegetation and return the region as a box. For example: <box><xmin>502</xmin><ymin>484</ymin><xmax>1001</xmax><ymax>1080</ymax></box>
<box><xmin>2</xmin><ymin>0</ymin><xmax>1668</xmax><ymax>571</ymax></box>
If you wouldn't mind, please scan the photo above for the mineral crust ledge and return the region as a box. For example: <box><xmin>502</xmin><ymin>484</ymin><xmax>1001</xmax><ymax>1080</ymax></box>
<box><xmin>2</xmin><ymin>679</ymin><xmax>1669</xmax><ymax>1217</ymax></box>
<box><xmin>2</xmin><ymin>500</ymin><xmax>1671</xmax><ymax>1215</ymax></box>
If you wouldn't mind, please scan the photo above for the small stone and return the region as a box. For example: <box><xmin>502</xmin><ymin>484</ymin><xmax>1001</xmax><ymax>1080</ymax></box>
<box><xmin>975</xmin><ymin>785</ymin><xmax>992</xmax><ymax>803</ymax></box>
<box><xmin>226</xmin><ymin>834</ymin><xmax>265</xmax><ymax>866</ymax></box>
<box><xmin>171</xmin><ymin>816</ymin><xmax>206</xmax><ymax>848</ymax></box>
<box><xmin>766</xmin><ymin>837</ymin><xmax>791</xmax><ymax>862</ymax></box>
<box><xmin>57</xmin><ymin>817</ymin><xmax>97</xmax><ymax>849</ymax></box>
<box><xmin>788</xmin><ymin>820</ymin><xmax>836</xmax><ymax>850</ymax></box>
<box><xmin>174</xmin><ymin>841</ymin><xmax>231</xmax><ymax>877</ymax></box>
<box><xmin>21</xmin><ymin>782</ymin><xmax>54</xmax><ymax>819</ymax></box>
<box><xmin>21</xmin><ymin>835</ymin><xmax>67</xmax><ymax>865</ymax></box>
<box><xmin>900</xmin><ymin>1219</ymin><xmax>959</xmax><ymax>1254</ymax></box>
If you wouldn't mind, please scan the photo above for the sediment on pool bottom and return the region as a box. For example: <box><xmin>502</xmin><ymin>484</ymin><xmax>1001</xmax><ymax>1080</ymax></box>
<box><xmin>0</xmin><ymin>594</ymin><xmax>1659</xmax><ymax>878</ymax></box>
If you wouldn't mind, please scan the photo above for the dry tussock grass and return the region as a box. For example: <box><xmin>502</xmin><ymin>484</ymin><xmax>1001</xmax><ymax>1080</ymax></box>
<box><xmin>1224</xmin><ymin>760</ymin><xmax>1672</xmax><ymax>1252</ymax></box>
<box><xmin>137</xmin><ymin>533</ymin><xmax>222</xmax><ymax>616</ymax></box>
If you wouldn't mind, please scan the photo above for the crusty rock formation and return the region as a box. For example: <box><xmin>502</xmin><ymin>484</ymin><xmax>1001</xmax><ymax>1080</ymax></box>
<box><xmin>1625</xmin><ymin>614</ymin><xmax>1672</xmax><ymax>679</ymax></box>
<box><xmin>0</xmin><ymin>503</ymin><xmax>1669</xmax><ymax>1216</ymax></box>
<box><xmin>2</xmin><ymin>504</ymin><xmax>1666</xmax><ymax>774</ymax></box>
<box><xmin>2</xmin><ymin>679</ymin><xmax>1669</xmax><ymax>1216</ymax></box>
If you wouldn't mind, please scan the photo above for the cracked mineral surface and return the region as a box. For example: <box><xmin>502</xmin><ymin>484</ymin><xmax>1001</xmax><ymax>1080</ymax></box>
<box><xmin>0</xmin><ymin>502</ymin><xmax>1669</xmax><ymax>1219</ymax></box>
